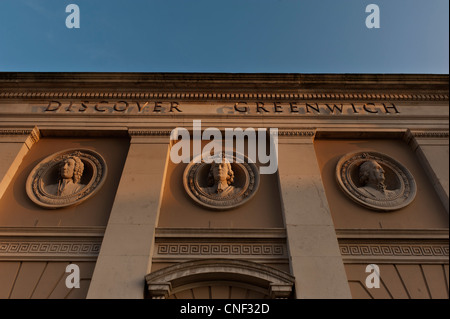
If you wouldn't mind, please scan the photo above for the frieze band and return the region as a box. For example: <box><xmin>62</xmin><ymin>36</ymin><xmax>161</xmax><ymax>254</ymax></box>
<box><xmin>0</xmin><ymin>128</ymin><xmax>40</xmax><ymax>143</ymax></box>
<box><xmin>22</xmin><ymin>100</ymin><xmax>404</xmax><ymax>115</ymax></box>
<box><xmin>0</xmin><ymin>240</ymin><xmax>102</xmax><ymax>260</ymax></box>
<box><xmin>156</xmin><ymin>243</ymin><xmax>286</xmax><ymax>257</ymax></box>
<box><xmin>339</xmin><ymin>241</ymin><xmax>449</xmax><ymax>263</ymax></box>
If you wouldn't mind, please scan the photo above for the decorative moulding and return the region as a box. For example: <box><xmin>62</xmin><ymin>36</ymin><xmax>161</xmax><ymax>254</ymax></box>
<box><xmin>155</xmin><ymin>242</ymin><xmax>286</xmax><ymax>258</ymax></box>
<box><xmin>409</xmin><ymin>131</ymin><xmax>449</xmax><ymax>139</ymax></box>
<box><xmin>335</xmin><ymin>228</ymin><xmax>449</xmax><ymax>240</ymax></box>
<box><xmin>0</xmin><ymin>227</ymin><xmax>105</xmax><ymax>261</ymax></box>
<box><xmin>155</xmin><ymin>227</ymin><xmax>287</xmax><ymax>239</ymax></box>
<box><xmin>145</xmin><ymin>258</ymin><xmax>295</xmax><ymax>299</ymax></box>
<box><xmin>0</xmin><ymin>127</ymin><xmax>40</xmax><ymax>145</ymax></box>
<box><xmin>339</xmin><ymin>240</ymin><xmax>449</xmax><ymax>264</ymax></box>
<box><xmin>0</xmin><ymin>226</ymin><xmax>106</xmax><ymax>237</ymax></box>
<box><xmin>336</xmin><ymin>229</ymin><xmax>449</xmax><ymax>263</ymax></box>
<box><xmin>0</xmin><ymin>91</ymin><xmax>448</xmax><ymax>101</ymax></box>
<box><xmin>0</xmin><ymin>128</ymin><xmax>34</xmax><ymax>136</ymax></box>
<box><xmin>0</xmin><ymin>238</ymin><xmax>102</xmax><ymax>261</ymax></box>
<box><xmin>277</xmin><ymin>129</ymin><xmax>316</xmax><ymax>137</ymax></box>
<box><xmin>153</xmin><ymin>227</ymin><xmax>288</xmax><ymax>263</ymax></box>
<box><xmin>128</xmin><ymin>129</ymin><xmax>172</xmax><ymax>137</ymax></box>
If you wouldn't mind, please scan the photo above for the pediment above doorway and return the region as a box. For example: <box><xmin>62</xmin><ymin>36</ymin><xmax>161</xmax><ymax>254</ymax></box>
<box><xmin>145</xmin><ymin>258</ymin><xmax>295</xmax><ymax>299</ymax></box>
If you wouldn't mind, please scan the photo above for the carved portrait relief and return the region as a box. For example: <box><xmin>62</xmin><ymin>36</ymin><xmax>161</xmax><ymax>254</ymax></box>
<box><xmin>26</xmin><ymin>149</ymin><xmax>107</xmax><ymax>209</ymax></box>
<box><xmin>45</xmin><ymin>155</ymin><xmax>86</xmax><ymax>196</ymax></box>
<box><xmin>183</xmin><ymin>152</ymin><xmax>260</xmax><ymax>210</ymax></box>
<box><xmin>205</xmin><ymin>155</ymin><xmax>241</xmax><ymax>198</ymax></box>
<box><xmin>336</xmin><ymin>151</ymin><xmax>417</xmax><ymax>211</ymax></box>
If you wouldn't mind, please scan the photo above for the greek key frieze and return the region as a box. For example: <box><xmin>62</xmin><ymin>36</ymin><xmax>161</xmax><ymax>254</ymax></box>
<box><xmin>340</xmin><ymin>243</ymin><xmax>449</xmax><ymax>258</ymax></box>
<box><xmin>0</xmin><ymin>240</ymin><xmax>101</xmax><ymax>259</ymax></box>
<box><xmin>156</xmin><ymin>243</ymin><xmax>285</xmax><ymax>257</ymax></box>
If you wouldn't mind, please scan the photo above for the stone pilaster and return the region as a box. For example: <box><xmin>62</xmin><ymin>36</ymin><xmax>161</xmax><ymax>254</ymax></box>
<box><xmin>277</xmin><ymin>129</ymin><xmax>352</xmax><ymax>298</ymax></box>
<box><xmin>0</xmin><ymin>127</ymin><xmax>40</xmax><ymax>201</ymax></box>
<box><xmin>87</xmin><ymin>129</ymin><xmax>171</xmax><ymax>298</ymax></box>
<box><xmin>406</xmin><ymin>130</ymin><xmax>449</xmax><ymax>213</ymax></box>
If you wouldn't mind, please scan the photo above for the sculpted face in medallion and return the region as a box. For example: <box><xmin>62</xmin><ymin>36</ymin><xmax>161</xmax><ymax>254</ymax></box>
<box><xmin>183</xmin><ymin>152</ymin><xmax>259</xmax><ymax>210</ymax></box>
<box><xmin>206</xmin><ymin>154</ymin><xmax>241</xmax><ymax>198</ymax></box>
<box><xmin>336</xmin><ymin>151</ymin><xmax>416</xmax><ymax>211</ymax></box>
<box><xmin>26</xmin><ymin>149</ymin><xmax>107</xmax><ymax>209</ymax></box>
<box><xmin>357</xmin><ymin>159</ymin><xmax>396</xmax><ymax>200</ymax></box>
<box><xmin>45</xmin><ymin>156</ymin><xmax>86</xmax><ymax>196</ymax></box>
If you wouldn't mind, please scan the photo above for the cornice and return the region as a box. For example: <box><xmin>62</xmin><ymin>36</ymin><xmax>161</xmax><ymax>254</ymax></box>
<box><xmin>0</xmin><ymin>72</ymin><xmax>448</xmax><ymax>86</ymax></box>
<box><xmin>410</xmin><ymin>131</ymin><xmax>449</xmax><ymax>138</ymax></box>
<box><xmin>0</xmin><ymin>127</ymin><xmax>40</xmax><ymax>145</ymax></box>
<box><xmin>0</xmin><ymin>91</ymin><xmax>448</xmax><ymax>101</ymax></box>
<box><xmin>155</xmin><ymin>227</ymin><xmax>287</xmax><ymax>239</ymax></box>
<box><xmin>278</xmin><ymin>129</ymin><xmax>316</xmax><ymax>137</ymax></box>
<box><xmin>335</xmin><ymin>228</ymin><xmax>449</xmax><ymax>240</ymax></box>
<box><xmin>403</xmin><ymin>130</ymin><xmax>450</xmax><ymax>145</ymax></box>
<box><xmin>128</xmin><ymin>129</ymin><xmax>317</xmax><ymax>138</ymax></box>
<box><xmin>1</xmin><ymin>73</ymin><xmax>447</xmax><ymax>102</ymax></box>
<box><xmin>0</xmin><ymin>226</ymin><xmax>106</xmax><ymax>237</ymax></box>
<box><xmin>0</xmin><ymin>128</ymin><xmax>35</xmax><ymax>136</ymax></box>
<box><xmin>128</xmin><ymin>129</ymin><xmax>172</xmax><ymax>137</ymax></box>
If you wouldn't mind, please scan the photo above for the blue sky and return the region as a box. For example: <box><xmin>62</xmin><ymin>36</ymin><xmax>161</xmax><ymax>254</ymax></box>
<box><xmin>0</xmin><ymin>0</ymin><xmax>448</xmax><ymax>73</ymax></box>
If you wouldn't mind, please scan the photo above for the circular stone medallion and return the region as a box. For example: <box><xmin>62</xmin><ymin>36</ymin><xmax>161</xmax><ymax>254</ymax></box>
<box><xmin>336</xmin><ymin>151</ymin><xmax>416</xmax><ymax>211</ymax></box>
<box><xmin>26</xmin><ymin>149</ymin><xmax>107</xmax><ymax>209</ymax></box>
<box><xmin>183</xmin><ymin>152</ymin><xmax>260</xmax><ymax>210</ymax></box>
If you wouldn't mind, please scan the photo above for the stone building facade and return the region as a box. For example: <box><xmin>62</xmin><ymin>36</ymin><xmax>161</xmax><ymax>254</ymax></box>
<box><xmin>0</xmin><ymin>73</ymin><xmax>448</xmax><ymax>299</ymax></box>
